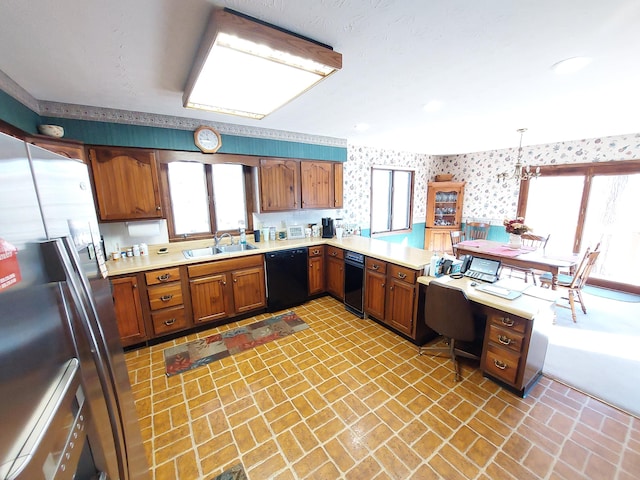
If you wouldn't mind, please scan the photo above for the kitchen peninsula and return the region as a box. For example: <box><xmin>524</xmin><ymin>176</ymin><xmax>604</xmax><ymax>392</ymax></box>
<box><xmin>108</xmin><ymin>234</ymin><xmax>555</xmax><ymax>396</ymax></box>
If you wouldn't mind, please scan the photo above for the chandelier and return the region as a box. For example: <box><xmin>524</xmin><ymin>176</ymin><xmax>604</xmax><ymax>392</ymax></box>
<box><xmin>497</xmin><ymin>128</ymin><xmax>541</xmax><ymax>183</ymax></box>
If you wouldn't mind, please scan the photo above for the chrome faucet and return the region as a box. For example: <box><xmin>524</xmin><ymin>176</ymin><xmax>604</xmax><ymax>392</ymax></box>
<box><xmin>214</xmin><ymin>232</ymin><xmax>234</xmax><ymax>247</ymax></box>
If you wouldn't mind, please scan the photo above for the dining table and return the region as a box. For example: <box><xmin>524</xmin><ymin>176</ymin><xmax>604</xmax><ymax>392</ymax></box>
<box><xmin>454</xmin><ymin>239</ymin><xmax>579</xmax><ymax>290</ymax></box>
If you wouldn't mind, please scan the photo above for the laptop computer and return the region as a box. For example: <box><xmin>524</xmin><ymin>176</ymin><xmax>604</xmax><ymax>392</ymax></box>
<box><xmin>463</xmin><ymin>257</ymin><xmax>501</xmax><ymax>283</ymax></box>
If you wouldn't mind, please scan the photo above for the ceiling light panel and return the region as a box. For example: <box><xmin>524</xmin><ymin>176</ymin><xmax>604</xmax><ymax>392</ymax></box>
<box><xmin>183</xmin><ymin>9</ymin><xmax>342</xmax><ymax>119</ymax></box>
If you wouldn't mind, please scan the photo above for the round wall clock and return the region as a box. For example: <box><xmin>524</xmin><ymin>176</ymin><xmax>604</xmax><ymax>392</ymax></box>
<box><xmin>194</xmin><ymin>125</ymin><xmax>222</xmax><ymax>153</ymax></box>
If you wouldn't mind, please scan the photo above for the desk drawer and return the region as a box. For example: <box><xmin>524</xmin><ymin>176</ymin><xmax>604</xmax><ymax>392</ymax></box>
<box><xmin>485</xmin><ymin>344</ymin><xmax>520</xmax><ymax>385</ymax></box>
<box><xmin>146</xmin><ymin>267</ymin><xmax>181</xmax><ymax>285</ymax></box>
<box><xmin>487</xmin><ymin>324</ymin><xmax>524</xmax><ymax>353</ymax></box>
<box><xmin>489</xmin><ymin>313</ymin><xmax>527</xmax><ymax>334</ymax></box>
<box><xmin>148</xmin><ymin>283</ymin><xmax>183</xmax><ymax>310</ymax></box>
<box><xmin>151</xmin><ymin>306</ymin><xmax>187</xmax><ymax>335</ymax></box>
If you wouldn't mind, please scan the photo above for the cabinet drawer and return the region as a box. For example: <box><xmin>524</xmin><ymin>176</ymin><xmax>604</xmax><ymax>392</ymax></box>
<box><xmin>145</xmin><ymin>267</ymin><xmax>181</xmax><ymax>285</ymax></box>
<box><xmin>485</xmin><ymin>344</ymin><xmax>520</xmax><ymax>385</ymax></box>
<box><xmin>151</xmin><ymin>306</ymin><xmax>188</xmax><ymax>335</ymax></box>
<box><xmin>308</xmin><ymin>245</ymin><xmax>325</xmax><ymax>257</ymax></box>
<box><xmin>489</xmin><ymin>313</ymin><xmax>527</xmax><ymax>334</ymax></box>
<box><xmin>326</xmin><ymin>246</ymin><xmax>344</xmax><ymax>259</ymax></box>
<box><xmin>148</xmin><ymin>283</ymin><xmax>183</xmax><ymax>310</ymax></box>
<box><xmin>487</xmin><ymin>324</ymin><xmax>524</xmax><ymax>353</ymax></box>
<box><xmin>365</xmin><ymin>257</ymin><xmax>386</xmax><ymax>274</ymax></box>
<box><xmin>388</xmin><ymin>264</ymin><xmax>417</xmax><ymax>284</ymax></box>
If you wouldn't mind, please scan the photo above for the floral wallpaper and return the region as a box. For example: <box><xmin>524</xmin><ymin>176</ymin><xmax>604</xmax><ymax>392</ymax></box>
<box><xmin>435</xmin><ymin>132</ymin><xmax>640</xmax><ymax>223</ymax></box>
<box><xmin>345</xmin><ymin>133</ymin><xmax>640</xmax><ymax>232</ymax></box>
<box><xmin>343</xmin><ymin>144</ymin><xmax>436</xmax><ymax>229</ymax></box>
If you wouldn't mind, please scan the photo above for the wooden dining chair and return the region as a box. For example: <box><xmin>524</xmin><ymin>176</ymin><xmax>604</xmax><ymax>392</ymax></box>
<box><xmin>540</xmin><ymin>247</ymin><xmax>601</xmax><ymax>322</ymax></box>
<box><xmin>465</xmin><ymin>222</ymin><xmax>490</xmax><ymax>240</ymax></box>
<box><xmin>449</xmin><ymin>230</ymin><xmax>466</xmax><ymax>257</ymax></box>
<box><xmin>503</xmin><ymin>233</ymin><xmax>550</xmax><ymax>285</ymax></box>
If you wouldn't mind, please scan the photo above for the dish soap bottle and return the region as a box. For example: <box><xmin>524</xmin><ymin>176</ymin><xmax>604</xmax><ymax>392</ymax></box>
<box><xmin>239</xmin><ymin>220</ymin><xmax>247</xmax><ymax>245</ymax></box>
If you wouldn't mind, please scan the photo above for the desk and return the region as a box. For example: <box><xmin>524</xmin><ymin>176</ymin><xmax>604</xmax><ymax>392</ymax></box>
<box><xmin>417</xmin><ymin>275</ymin><xmax>556</xmax><ymax>397</ymax></box>
<box><xmin>455</xmin><ymin>239</ymin><xmax>578</xmax><ymax>290</ymax></box>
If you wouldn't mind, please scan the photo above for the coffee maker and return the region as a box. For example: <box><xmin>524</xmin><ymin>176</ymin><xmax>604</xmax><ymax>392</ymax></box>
<box><xmin>321</xmin><ymin>218</ymin><xmax>334</xmax><ymax>238</ymax></box>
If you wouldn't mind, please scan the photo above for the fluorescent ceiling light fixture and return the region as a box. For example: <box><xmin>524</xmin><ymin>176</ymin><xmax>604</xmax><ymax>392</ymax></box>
<box><xmin>423</xmin><ymin>100</ymin><xmax>443</xmax><ymax>113</ymax></box>
<box><xmin>552</xmin><ymin>56</ymin><xmax>592</xmax><ymax>75</ymax></box>
<box><xmin>183</xmin><ymin>9</ymin><xmax>342</xmax><ymax>119</ymax></box>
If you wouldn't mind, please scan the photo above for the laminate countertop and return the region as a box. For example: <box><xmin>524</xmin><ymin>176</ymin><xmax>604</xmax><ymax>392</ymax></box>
<box><xmin>417</xmin><ymin>275</ymin><xmax>558</xmax><ymax>321</ymax></box>
<box><xmin>106</xmin><ymin>235</ymin><xmax>435</xmax><ymax>277</ymax></box>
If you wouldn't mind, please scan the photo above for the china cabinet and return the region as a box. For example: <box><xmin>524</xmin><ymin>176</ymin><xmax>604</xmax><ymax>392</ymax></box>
<box><xmin>424</xmin><ymin>181</ymin><xmax>465</xmax><ymax>254</ymax></box>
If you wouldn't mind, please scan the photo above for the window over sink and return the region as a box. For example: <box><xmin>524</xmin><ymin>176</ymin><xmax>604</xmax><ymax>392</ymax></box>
<box><xmin>163</xmin><ymin>161</ymin><xmax>250</xmax><ymax>241</ymax></box>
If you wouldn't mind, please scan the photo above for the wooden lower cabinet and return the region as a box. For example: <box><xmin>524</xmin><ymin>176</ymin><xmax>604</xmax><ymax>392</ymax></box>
<box><xmin>111</xmin><ymin>275</ymin><xmax>147</xmax><ymax>346</ymax></box>
<box><xmin>385</xmin><ymin>264</ymin><xmax>418</xmax><ymax>337</ymax></box>
<box><xmin>364</xmin><ymin>258</ymin><xmax>421</xmax><ymax>341</ymax></box>
<box><xmin>424</xmin><ymin>228</ymin><xmax>454</xmax><ymax>254</ymax></box>
<box><xmin>190</xmin><ymin>273</ymin><xmax>233</xmax><ymax>324</ymax></box>
<box><xmin>364</xmin><ymin>258</ymin><xmax>386</xmax><ymax>320</ymax></box>
<box><xmin>232</xmin><ymin>266</ymin><xmax>267</xmax><ymax>314</ymax></box>
<box><xmin>480</xmin><ymin>309</ymin><xmax>548</xmax><ymax>396</ymax></box>
<box><xmin>188</xmin><ymin>255</ymin><xmax>266</xmax><ymax>325</ymax></box>
<box><xmin>144</xmin><ymin>266</ymin><xmax>192</xmax><ymax>336</ymax></box>
<box><xmin>308</xmin><ymin>246</ymin><xmax>325</xmax><ymax>295</ymax></box>
<box><xmin>325</xmin><ymin>246</ymin><xmax>344</xmax><ymax>300</ymax></box>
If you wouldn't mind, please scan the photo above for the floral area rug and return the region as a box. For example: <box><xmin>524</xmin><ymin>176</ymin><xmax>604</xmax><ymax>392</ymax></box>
<box><xmin>209</xmin><ymin>463</ymin><xmax>247</xmax><ymax>480</ymax></box>
<box><xmin>164</xmin><ymin>311</ymin><xmax>308</xmax><ymax>376</ymax></box>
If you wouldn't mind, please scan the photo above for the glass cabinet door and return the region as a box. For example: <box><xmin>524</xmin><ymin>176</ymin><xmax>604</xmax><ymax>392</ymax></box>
<box><xmin>434</xmin><ymin>190</ymin><xmax>459</xmax><ymax>226</ymax></box>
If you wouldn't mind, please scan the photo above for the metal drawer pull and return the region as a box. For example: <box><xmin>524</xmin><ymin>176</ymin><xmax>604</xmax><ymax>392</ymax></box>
<box><xmin>157</xmin><ymin>273</ymin><xmax>171</xmax><ymax>282</ymax></box>
<box><xmin>313</xmin><ymin>249</ymin><xmax>320</xmax><ymax>255</ymax></box>
<box><xmin>160</xmin><ymin>294</ymin><xmax>174</xmax><ymax>302</ymax></box>
<box><xmin>501</xmin><ymin>318</ymin><xmax>515</xmax><ymax>327</ymax></box>
<box><xmin>164</xmin><ymin>318</ymin><xmax>176</xmax><ymax>326</ymax></box>
<box><xmin>397</xmin><ymin>272</ymin><xmax>407</xmax><ymax>279</ymax></box>
<box><xmin>498</xmin><ymin>335</ymin><xmax>512</xmax><ymax>345</ymax></box>
<box><xmin>494</xmin><ymin>359</ymin><xmax>508</xmax><ymax>370</ymax></box>
<box><xmin>372</xmin><ymin>264</ymin><xmax>379</xmax><ymax>270</ymax></box>
<box><xmin>331</xmin><ymin>251</ymin><xmax>337</xmax><ymax>256</ymax></box>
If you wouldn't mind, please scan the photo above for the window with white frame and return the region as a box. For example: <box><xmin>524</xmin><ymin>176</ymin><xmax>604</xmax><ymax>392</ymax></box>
<box><xmin>370</xmin><ymin>167</ymin><xmax>414</xmax><ymax>234</ymax></box>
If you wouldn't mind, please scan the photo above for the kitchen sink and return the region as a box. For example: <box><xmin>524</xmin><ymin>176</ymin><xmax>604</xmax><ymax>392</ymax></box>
<box><xmin>216</xmin><ymin>243</ymin><xmax>258</xmax><ymax>253</ymax></box>
<box><xmin>182</xmin><ymin>247</ymin><xmax>218</xmax><ymax>259</ymax></box>
<box><xmin>183</xmin><ymin>243</ymin><xmax>257</xmax><ymax>259</ymax></box>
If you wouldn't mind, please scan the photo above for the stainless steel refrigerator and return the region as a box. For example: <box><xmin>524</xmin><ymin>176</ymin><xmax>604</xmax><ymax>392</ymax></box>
<box><xmin>0</xmin><ymin>132</ymin><xmax>149</xmax><ymax>480</ymax></box>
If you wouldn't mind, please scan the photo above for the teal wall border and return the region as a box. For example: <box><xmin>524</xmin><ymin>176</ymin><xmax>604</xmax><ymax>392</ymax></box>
<box><xmin>0</xmin><ymin>90</ymin><xmax>40</xmax><ymax>134</ymax></box>
<box><xmin>40</xmin><ymin>117</ymin><xmax>347</xmax><ymax>161</ymax></box>
<box><xmin>0</xmin><ymin>88</ymin><xmax>346</xmax><ymax>161</ymax></box>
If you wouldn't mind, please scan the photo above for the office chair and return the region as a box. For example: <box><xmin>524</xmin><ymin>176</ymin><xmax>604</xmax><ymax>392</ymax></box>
<box><xmin>540</xmin><ymin>246</ymin><xmax>600</xmax><ymax>322</ymax></box>
<box><xmin>465</xmin><ymin>222</ymin><xmax>490</xmax><ymax>240</ymax></box>
<box><xmin>449</xmin><ymin>230</ymin><xmax>466</xmax><ymax>258</ymax></box>
<box><xmin>503</xmin><ymin>233</ymin><xmax>550</xmax><ymax>285</ymax></box>
<box><xmin>418</xmin><ymin>282</ymin><xmax>481</xmax><ymax>381</ymax></box>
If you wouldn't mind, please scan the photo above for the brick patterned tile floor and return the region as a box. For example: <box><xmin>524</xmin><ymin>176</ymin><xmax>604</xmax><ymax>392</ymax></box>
<box><xmin>125</xmin><ymin>296</ymin><xmax>640</xmax><ymax>480</ymax></box>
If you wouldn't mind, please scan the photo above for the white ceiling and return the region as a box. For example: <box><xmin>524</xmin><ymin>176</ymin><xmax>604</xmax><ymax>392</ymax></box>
<box><xmin>1</xmin><ymin>0</ymin><xmax>640</xmax><ymax>154</ymax></box>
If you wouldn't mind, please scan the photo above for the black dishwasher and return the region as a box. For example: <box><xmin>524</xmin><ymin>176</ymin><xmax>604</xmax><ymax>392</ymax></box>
<box><xmin>265</xmin><ymin>248</ymin><xmax>309</xmax><ymax>312</ymax></box>
<box><xmin>344</xmin><ymin>251</ymin><xmax>365</xmax><ymax>318</ymax></box>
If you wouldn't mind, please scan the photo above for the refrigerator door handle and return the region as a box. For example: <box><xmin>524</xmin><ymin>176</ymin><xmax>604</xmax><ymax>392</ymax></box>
<box><xmin>42</xmin><ymin>238</ymin><xmax>130</xmax><ymax>480</ymax></box>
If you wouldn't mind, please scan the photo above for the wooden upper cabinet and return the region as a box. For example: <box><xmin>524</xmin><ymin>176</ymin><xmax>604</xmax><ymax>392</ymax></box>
<box><xmin>259</xmin><ymin>158</ymin><xmax>300</xmax><ymax>211</ymax></box>
<box><xmin>88</xmin><ymin>146</ymin><xmax>162</xmax><ymax>221</ymax></box>
<box><xmin>301</xmin><ymin>161</ymin><xmax>332</xmax><ymax>209</ymax></box>
<box><xmin>26</xmin><ymin>135</ymin><xmax>87</xmax><ymax>163</ymax></box>
<box><xmin>333</xmin><ymin>162</ymin><xmax>343</xmax><ymax>209</ymax></box>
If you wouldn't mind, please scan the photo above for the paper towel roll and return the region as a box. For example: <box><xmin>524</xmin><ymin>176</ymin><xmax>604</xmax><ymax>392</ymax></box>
<box><xmin>127</xmin><ymin>221</ymin><xmax>161</xmax><ymax>237</ymax></box>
